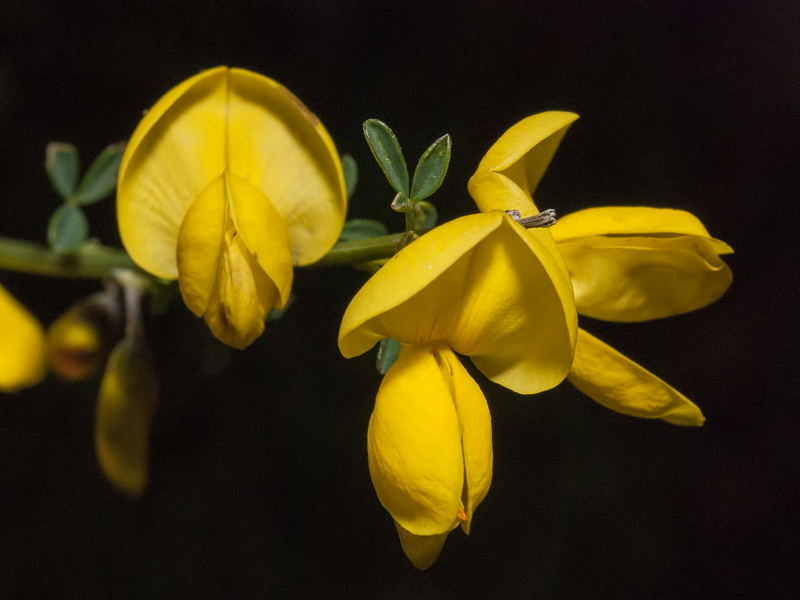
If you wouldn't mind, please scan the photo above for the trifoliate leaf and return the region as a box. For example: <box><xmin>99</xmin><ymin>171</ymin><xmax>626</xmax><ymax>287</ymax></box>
<box><xmin>363</xmin><ymin>119</ymin><xmax>409</xmax><ymax>197</ymax></box>
<box><xmin>45</xmin><ymin>142</ymin><xmax>79</xmax><ymax>199</ymax></box>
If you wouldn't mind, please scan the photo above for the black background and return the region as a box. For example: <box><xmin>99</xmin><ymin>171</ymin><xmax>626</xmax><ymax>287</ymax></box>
<box><xmin>1</xmin><ymin>1</ymin><xmax>798</xmax><ymax>598</ymax></box>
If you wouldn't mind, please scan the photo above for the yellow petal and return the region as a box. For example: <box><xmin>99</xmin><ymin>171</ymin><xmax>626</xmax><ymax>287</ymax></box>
<box><xmin>0</xmin><ymin>284</ymin><xmax>46</xmax><ymax>392</ymax></box>
<box><xmin>118</xmin><ymin>67</ymin><xmax>346</xmax><ymax>278</ymax></box>
<box><xmin>468</xmin><ymin>111</ymin><xmax>578</xmax><ymax>214</ymax></box>
<box><xmin>226</xmin><ymin>172</ymin><xmax>293</xmax><ymax>306</ymax></box>
<box><xmin>176</xmin><ymin>173</ymin><xmax>292</xmax><ymax>349</ymax></box>
<box><xmin>118</xmin><ymin>66</ymin><xmax>229</xmax><ymax>278</ymax></box>
<box><xmin>394</xmin><ymin>520</ymin><xmax>449</xmax><ymax>570</ymax></box>
<box><xmin>226</xmin><ymin>69</ymin><xmax>347</xmax><ymax>265</ymax></box>
<box><xmin>559</xmin><ymin>234</ymin><xmax>733</xmax><ymax>321</ymax></box>
<box><xmin>435</xmin><ymin>347</ymin><xmax>492</xmax><ymax>535</ymax></box>
<box><xmin>339</xmin><ymin>212</ymin><xmax>576</xmax><ymax>394</ymax></box>
<box><xmin>551</xmin><ymin>207</ymin><xmax>734</xmax><ymax>256</ymax></box>
<box><xmin>368</xmin><ymin>344</ymin><xmax>464</xmax><ymax>536</ymax></box>
<box><xmin>95</xmin><ymin>335</ymin><xmax>159</xmax><ymax>497</ymax></box>
<box><xmin>567</xmin><ymin>328</ymin><xmax>705</xmax><ymax>426</ymax></box>
<box><xmin>175</xmin><ymin>175</ymin><xmax>228</xmax><ymax>318</ymax></box>
<box><xmin>202</xmin><ymin>231</ymin><xmax>281</xmax><ymax>350</ymax></box>
<box><xmin>551</xmin><ymin>207</ymin><xmax>734</xmax><ymax>321</ymax></box>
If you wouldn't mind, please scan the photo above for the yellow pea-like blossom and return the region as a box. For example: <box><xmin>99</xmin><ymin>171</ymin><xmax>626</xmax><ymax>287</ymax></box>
<box><xmin>339</xmin><ymin>210</ymin><xmax>577</xmax><ymax>568</ymax></box>
<box><xmin>118</xmin><ymin>66</ymin><xmax>347</xmax><ymax>349</ymax></box>
<box><xmin>95</xmin><ymin>333</ymin><xmax>159</xmax><ymax>498</ymax></box>
<box><xmin>47</xmin><ymin>290</ymin><xmax>124</xmax><ymax>381</ymax></box>
<box><xmin>469</xmin><ymin>111</ymin><xmax>734</xmax><ymax>426</ymax></box>
<box><xmin>0</xmin><ymin>284</ymin><xmax>46</xmax><ymax>392</ymax></box>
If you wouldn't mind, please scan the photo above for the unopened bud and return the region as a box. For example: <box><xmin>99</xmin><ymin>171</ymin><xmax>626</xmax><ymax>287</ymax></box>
<box><xmin>95</xmin><ymin>334</ymin><xmax>159</xmax><ymax>498</ymax></box>
<box><xmin>47</xmin><ymin>290</ymin><xmax>123</xmax><ymax>381</ymax></box>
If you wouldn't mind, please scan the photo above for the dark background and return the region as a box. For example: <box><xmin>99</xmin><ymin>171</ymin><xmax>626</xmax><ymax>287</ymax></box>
<box><xmin>1</xmin><ymin>1</ymin><xmax>798</xmax><ymax>598</ymax></box>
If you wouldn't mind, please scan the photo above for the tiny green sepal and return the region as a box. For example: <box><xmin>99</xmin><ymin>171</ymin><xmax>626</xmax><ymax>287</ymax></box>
<box><xmin>410</xmin><ymin>133</ymin><xmax>451</xmax><ymax>202</ymax></box>
<box><xmin>339</xmin><ymin>219</ymin><xmax>390</xmax><ymax>241</ymax></box>
<box><xmin>74</xmin><ymin>142</ymin><xmax>126</xmax><ymax>205</ymax></box>
<box><xmin>341</xmin><ymin>154</ymin><xmax>358</xmax><ymax>199</ymax></box>
<box><xmin>47</xmin><ymin>204</ymin><xmax>89</xmax><ymax>252</ymax></box>
<box><xmin>390</xmin><ymin>192</ymin><xmax>412</xmax><ymax>212</ymax></box>
<box><xmin>45</xmin><ymin>142</ymin><xmax>80</xmax><ymax>199</ymax></box>
<box><xmin>376</xmin><ymin>338</ymin><xmax>401</xmax><ymax>375</ymax></box>
<box><xmin>413</xmin><ymin>200</ymin><xmax>438</xmax><ymax>230</ymax></box>
<box><xmin>363</xmin><ymin>119</ymin><xmax>410</xmax><ymax>197</ymax></box>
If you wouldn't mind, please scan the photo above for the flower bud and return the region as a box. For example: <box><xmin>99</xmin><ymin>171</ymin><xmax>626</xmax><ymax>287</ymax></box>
<box><xmin>95</xmin><ymin>333</ymin><xmax>159</xmax><ymax>498</ymax></box>
<box><xmin>47</xmin><ymin>290</ymin><xmax>123</xmax><ymax>381</ymax></box>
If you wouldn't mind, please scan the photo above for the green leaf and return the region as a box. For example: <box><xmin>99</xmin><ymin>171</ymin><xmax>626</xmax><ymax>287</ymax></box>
<box><xmin>341</xmin><ymin>154</ymin><xmax>358</xmax><ymax>199</ymax></box>
<box><xmin>376</xmin><ymin>337</ymin><xmax>401</xmax><ymax>375</ymax></box>
<box><xmin>48</xmin><ymin>204</ymin><xmax>89</xmax><ymax>252</ymax></box>
<box><xmin>339</xmin><ymin>218</ymin><xmax>390</xmax><ymax>241</ymax></box>
<box><xmin>413</xmin><ymin>200</ymin><xmax>438</xmax><ymax>230</ymax></box>
<box><xmin>363</xmin><ymin>119</ymin><xmax>409</xmax><ymax>197</ymax></box>
<box><xmin>410</xmin><ymin>134</ymin><xmax>451</xmax><ymax>202</ymax></box>
<box><xmin>74</xmin><ymin>142</ymin><xmax>126</xmax><ymax>205</ymax></box>
<box><xmin>45</xmin><ymin>143</ymin><xmax>79</xmax><ymax>199</ymax></box>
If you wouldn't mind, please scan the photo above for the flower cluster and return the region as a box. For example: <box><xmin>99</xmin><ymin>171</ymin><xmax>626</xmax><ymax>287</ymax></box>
<box><xmin>0</xmin><ymin>67</ymin><xmax>733</xmax><ymax>570</ymax></box>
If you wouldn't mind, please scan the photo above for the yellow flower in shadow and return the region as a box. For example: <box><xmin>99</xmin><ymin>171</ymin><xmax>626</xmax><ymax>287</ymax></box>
<box><xmin>118</xmin><ymin>66</ymin><xmax>346</xmax><ymax>348</ymax></box>
<box><xmin>469</xmin><ymin>112</ymin><xmax>734</xmax><ymax>426</ymax></box>
<box><xmin>0</xmin><ymin>284</ymin><xmax>46</xmax><ymax>392</ymax></box>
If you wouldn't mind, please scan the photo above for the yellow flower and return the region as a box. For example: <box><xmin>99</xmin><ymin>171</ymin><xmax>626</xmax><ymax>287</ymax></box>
<box><xmin>469</xmin><ymin>112</ymin><xmax>734</xmax><ymax>426</ymax></box>
<box><xmin>95</xmin><ymin>333</ymin><xmax>159</xmax><ymax>498</ymax></box>
<box><xmin>47</xmin><ymin>290</ymin><xmax>124</xmax><ymax>381</ymax></box>
<box><xmin>339</xmin><ymin>210</ymin><xmax>577</xmax><ymax>567</ymax></box>
<box><xmin>0</xmin><ymin>283</ymin><xmax>46</xmax><ymax>392</ymax></box>
<box><xmin>118</xmin><ymin>66</ymin><xmax>347</xmax><ymax>348</ymax></box>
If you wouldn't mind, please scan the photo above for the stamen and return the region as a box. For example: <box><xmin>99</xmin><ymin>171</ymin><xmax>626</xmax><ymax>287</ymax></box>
<box><xmin>457</xmin><ymin>507</ymin><xmax>468</xmax><ymax>521</ymax></box>
<box><xmin>505</xmin><ymin>208</ymin><xmax>557</xmax><ymax>228</ymax></box>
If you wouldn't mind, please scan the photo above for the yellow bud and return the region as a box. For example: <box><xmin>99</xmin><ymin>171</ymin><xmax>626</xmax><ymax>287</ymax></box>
<box><xmin>95</xmin><ymin>334</ymin><xmax>159</xmax><ymax>498</ymax></box>
<box><xmin>47</xmin><ymin>292</ymin><xmax>123</xmax><ymax>381</ymax></box>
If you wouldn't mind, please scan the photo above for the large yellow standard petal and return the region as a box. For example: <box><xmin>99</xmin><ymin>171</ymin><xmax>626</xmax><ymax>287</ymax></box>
<box><xmin>0</xmin><ymin>284</ymin><xmax>46</xmax><ymax>392</ymax></box>
<box><xmin>176</xmin><ymin>172</ymin><xmax>293</xmax><ymax>349</ymax></box>
<box><xmin>339</xmin><ymin>212</ymin><xmax>577</xmax><ymax>394</ymax></box>
<box><xmin>118</xmin><ymin>66</ymin><xmax>346</xmax><ymax>278</ymax></box>
<box><xmin>552</xmin><ymin>207</ymin><xmax>734</xmax><ymax>321</ymax></box>
<box><xmin>467</xmin><ymin>111</ymin><xmax>578</xmax><ymax>215</ymax></box>
<box><xmin>368</xmin><ymin>344</ymin><xmax>492</xmax><ymax>569</ymax></box>
<box><xmin>567</xmin><ymin>328</ymin><xmax>705</xmax><ymax>426</ymax></box>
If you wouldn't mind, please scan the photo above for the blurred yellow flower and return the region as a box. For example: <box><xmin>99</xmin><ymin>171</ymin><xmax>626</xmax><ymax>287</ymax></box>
<box><xmin>47</xmin><ymin>290</ymin><xmax>123</xmax><ymax>381</ymax></box>
<box><xmin>118</xmin><ymin>66</ymin><xmax>347</xmax><ymax>348</ymax></box>
<box><xmin>0</xmin><ymin>284</ymin><xmax>46</xmax><ymax>392</ymax></box>
<box><xmin>339</xmin><ymin>211</ymin><xmax>577</xmax><ymax>567</ymax></box>
<box><xmin>95</xmin><ymin>333</ymin><xmax>159</xmax><ymax>498</ymax></box>
<box><xmin>469</xmin><ymin>112</ymin><xmax>734</xmax><ymax>426</ymax></box>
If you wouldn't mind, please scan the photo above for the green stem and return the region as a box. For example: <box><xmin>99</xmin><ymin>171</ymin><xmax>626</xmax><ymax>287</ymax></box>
<box><xmin>313</xmin><ymin>232</ymin><xmax>406</xmax><ymax>266</ymax></box>
<box><xmin>0</xmin><ymin>236</ymin><xmax>141</xmax><ymax>279</ymax></box>
<box><xmin>0</xmin><ymin>231</ymin><xmax>417</xmax><ymax>279</ymax></box>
